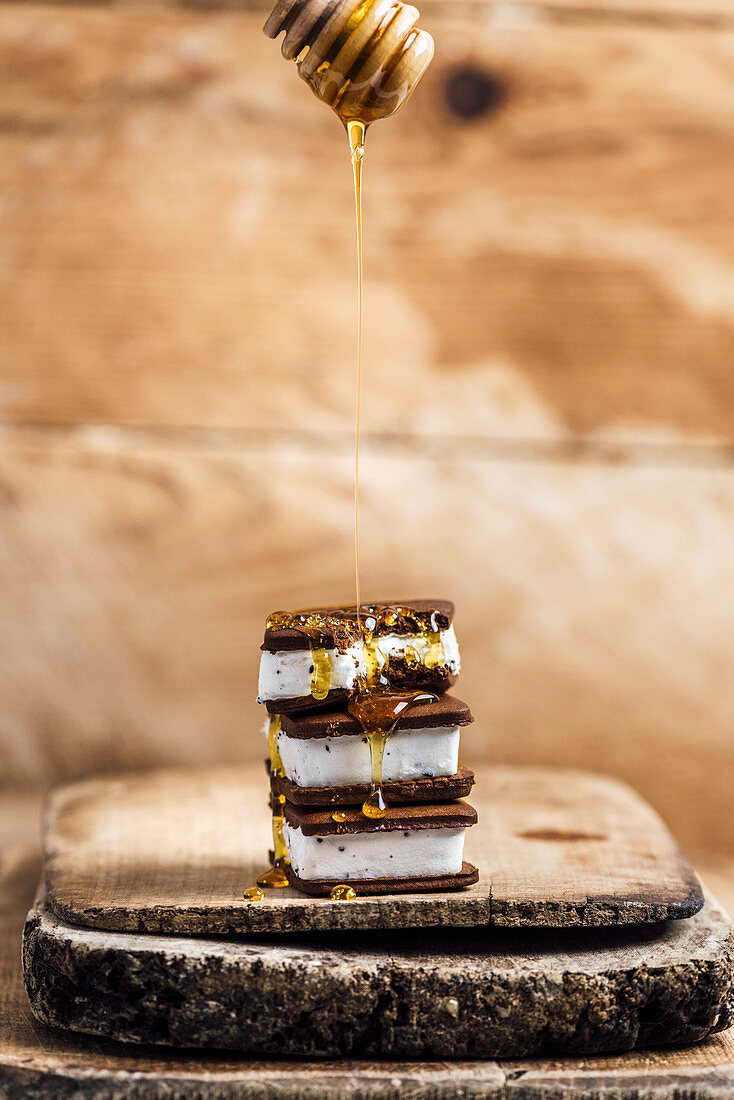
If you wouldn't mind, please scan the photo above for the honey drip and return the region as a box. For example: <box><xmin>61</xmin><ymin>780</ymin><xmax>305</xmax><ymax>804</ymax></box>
<box><xmin>266</xmin><ymin>611</ymin><xmax>341</xmax><ymax>703</ymax></box>
<box><xmin>257</xmin><ymin>864</ymin><xmax>290</xmax><ymax>888</ymax></box>
<box><xmin>267</xmin><ymin>713</ymin><xmax>284</xmax><ymax>777</ymax></box>
<box><xmin>330</xmin><ymin>883</ymin><xmax>357</xmax><ymax>901</ymax></box>
<box><xmin>257</xmin><ymin>785</ymin><xmax>290</xmax><ymax>889</ymax></box>
<box><xmin>252</xmin><ymin>715</ymin><xmax>292</xmax><ymax>891</ymax></box>
<box><xmin>424</xmin><ymin>610</ymin><xmax>445</xmax><ymax>669</ymax></box>
<box><xmin>352</xmin><ymin>612</ymin><xmax>442</xmax><ymax>814</ymax></box>
<box><xmin>310</xmin><ymin>646</ymin><xmax>333</xmax><ymax>701</ymax></box>
<box><xmin>349</xmin><ymin>687</ymin><xmax>437</xmax><ymax>817</ymax></box>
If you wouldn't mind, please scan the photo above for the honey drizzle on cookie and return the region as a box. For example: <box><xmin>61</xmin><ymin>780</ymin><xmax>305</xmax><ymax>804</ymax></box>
<box><xmin>348</xmin><ymin>686</ymin><xmax>436</xmax><ymax>817</ymax></box>
<box><xmin>255</xmin><ymin>610</ymin><xmax>445</xmax><ymax>890</ymax></box>
<box><xmin>265</xmin><ymin>604</ymin><xmax>445</xmax><ymax>818</ymax></box>
<box><xmin>254</xmin><ymin>715</ymin><xmax>290</xmax><ymax>889</ymax></box>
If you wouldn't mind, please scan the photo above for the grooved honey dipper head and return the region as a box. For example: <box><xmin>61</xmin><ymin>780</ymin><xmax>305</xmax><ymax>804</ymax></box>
<box><xmin>264</xmin><ymin>0</ymin><xmax>434</xmax><ymax>125</ymax></box>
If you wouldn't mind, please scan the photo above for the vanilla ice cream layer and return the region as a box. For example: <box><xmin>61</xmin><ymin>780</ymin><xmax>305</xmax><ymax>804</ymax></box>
<box><xmin>283</xmin><ymin>822</ymin><xmax>466</xmax><ymax>880</ymax></box>
<box><xmin>278</xmin><ymin>725</ymin><xmax>461</xmax><ymax>787</ymax></box>
<box><xmin>258</xmin><ymin>625</ymin><xmax>460</xmax><ymax>702</ymax></box>
<box><xmin>258</xmin><ymin>642</ymin><xmax>362</xmax><ymax>702</ymax></box>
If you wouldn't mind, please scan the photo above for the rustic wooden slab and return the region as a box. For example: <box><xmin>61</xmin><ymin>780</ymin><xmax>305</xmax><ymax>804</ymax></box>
<box><xmin>1</xmin><ymin>827</ymin><xmax>732</xmax><ymax>1098</ymax></box>
<box><xmin>43</xmin><ymin>764</ymin><xmax>703</xmax><ymax>934</ymax></box>
<box><xmin>23</xmin><ymin>880</ymin><xmax>734</xmax><ymax>1059</ymax></box>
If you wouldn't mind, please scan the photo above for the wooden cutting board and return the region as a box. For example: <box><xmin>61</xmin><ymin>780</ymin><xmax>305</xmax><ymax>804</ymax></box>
<box><xmin>6</xmin><ymin>799</ymin><xmax>733</xmax><ymax>1091</ymax></box>
<box><xmin>41</xmin><ymin>763</ymin><xmax>703</xmax><ymax>934</ymax></box>
<box><xmin>23</xmin><ymin>884</ymin><xmax>734</xmax><ymax>1058</ymax></box>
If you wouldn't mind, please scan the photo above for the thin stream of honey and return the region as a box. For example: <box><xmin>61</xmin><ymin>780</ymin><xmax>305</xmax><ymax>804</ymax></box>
<box><xmin>347</xmin><ymin>119</ymin><xmax>366</xmax><ymax>630</ymax></box>
<box><xmin>343</xmin><ymin>123</ymin><xmax>446</xmax><ymax>818</ymax></box>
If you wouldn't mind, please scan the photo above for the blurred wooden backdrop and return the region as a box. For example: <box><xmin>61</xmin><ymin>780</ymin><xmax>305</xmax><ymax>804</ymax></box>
<box><xmin>1</xmin><ymin>0</ymin><xmax>734</xmax><ymax>853</ymax></box>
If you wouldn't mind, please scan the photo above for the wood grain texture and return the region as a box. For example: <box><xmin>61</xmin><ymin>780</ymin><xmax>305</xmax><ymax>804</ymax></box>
<box><xmin>3</xmin><ymin>5</ymin><xmax>734</xmax><ymax>445</ymax></box>
<box><xmin>0</xmin><ymin>822</ymin><xmax>731</xmax><ymax>1097</ymax></box>
<box><xmin>42</xmin><ymin>764</ymin><xmax>702</xmax><ymax>933</ymax></box>
<box><xmin>1</xmin><ymin>437</ymin><xmax>734</xmax><ymax>854</ymax></box>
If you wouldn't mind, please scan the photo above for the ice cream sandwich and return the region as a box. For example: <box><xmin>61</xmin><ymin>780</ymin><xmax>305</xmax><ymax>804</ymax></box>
<box><xmin>258</xmin><ymin>599</ymin><xmax>461</xmax><ymax>714</ymax></box>
<box><xmin>282</xmin><ymin>800</ymin><xmax>478</xmax><ymax>896</ymax></box>
<box><xmin>272</xmin><ymin>694</ymin><xmax>475</xmax><ymax>805</ymax></box>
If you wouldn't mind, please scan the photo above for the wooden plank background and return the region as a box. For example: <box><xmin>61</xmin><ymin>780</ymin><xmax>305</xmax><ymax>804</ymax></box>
<box><xmin>1</xmin><ymin>0</ymin><xmax>734</xmax><ymax>853</ymax></box>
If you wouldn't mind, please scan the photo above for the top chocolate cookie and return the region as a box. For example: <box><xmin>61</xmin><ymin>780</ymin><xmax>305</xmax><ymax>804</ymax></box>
<box><xmin>258</xmin><ymin>599</ymin><xmax>460</xmax><ymax>714</ymax></box>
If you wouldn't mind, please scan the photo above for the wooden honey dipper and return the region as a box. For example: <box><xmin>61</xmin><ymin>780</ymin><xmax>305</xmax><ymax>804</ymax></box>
<box><xmin>264</xmin><ymin>0</ymin><xmax>434</xmax><ymax>126</ymax></box>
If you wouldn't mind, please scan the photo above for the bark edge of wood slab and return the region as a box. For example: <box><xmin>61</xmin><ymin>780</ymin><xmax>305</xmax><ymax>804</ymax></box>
<box><xmin>42</xmin><ymin>763</ymin><xmax>704</xmax><ymax>935</ymax></box>
<box><xmin>22</xmin><ymin>885</ymin><xmax>734</xmax><ymax>1059</ymax></box>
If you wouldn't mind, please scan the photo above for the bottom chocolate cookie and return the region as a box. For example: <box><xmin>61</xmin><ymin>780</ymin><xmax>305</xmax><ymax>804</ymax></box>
<box><xmin>286</xmin><ymin>861</ymin><xmax>479</xmax><ymax>897</ymax></box>
<box><xmin>281</xmin><ymin>800</ymin><xmax>478</xmax><ymax>895</ymax></box>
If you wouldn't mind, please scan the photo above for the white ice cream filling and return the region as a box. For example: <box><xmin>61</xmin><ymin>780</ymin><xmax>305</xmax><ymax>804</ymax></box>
<box><xmin>283</xmin><ymin>822</ymin><xmax>467</xmax><ymax>881</ymax></box>
<box><xmin>258</xmin><ymin>625</ymin><xmax>461</xmax><ymax>702</ymax></box>
<box><xmin>278</xmin><ymin>725</ymin><xmax>461</xmax><ymax>788</ymax></box>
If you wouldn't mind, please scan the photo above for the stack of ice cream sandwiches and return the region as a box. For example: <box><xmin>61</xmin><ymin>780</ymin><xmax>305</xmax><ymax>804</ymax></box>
<box><xmin>257</xmin><ymin>600</ymin><xmax>479</xmax><ymax>896</ymax></box>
